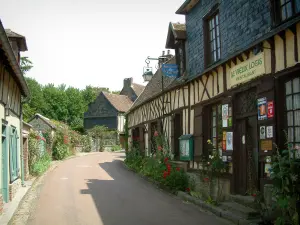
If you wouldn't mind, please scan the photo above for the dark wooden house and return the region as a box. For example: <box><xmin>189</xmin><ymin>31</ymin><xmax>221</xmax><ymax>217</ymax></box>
<box><xmin>126</xmin><ymin>0</ymin><xmax>300</xmax><ymax>200</ymax></box>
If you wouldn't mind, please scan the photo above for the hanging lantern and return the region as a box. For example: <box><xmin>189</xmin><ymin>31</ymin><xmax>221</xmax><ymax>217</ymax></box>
<box><xmin>142</xmin><ymin>58</ymin><xmax>153</xmax><ymax>82</ymax></box>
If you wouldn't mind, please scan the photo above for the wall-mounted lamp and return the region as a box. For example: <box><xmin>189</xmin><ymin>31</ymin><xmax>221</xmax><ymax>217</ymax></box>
<box><xmin>5</xmin><ymin>104</ymin><xmax>10</xmax><ymax>117</ymax></box>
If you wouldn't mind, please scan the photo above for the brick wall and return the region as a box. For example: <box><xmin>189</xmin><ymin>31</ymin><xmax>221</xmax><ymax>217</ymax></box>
<box><xmin>185</xmin><ymin>0</ymin><xmax>272</xmax><ymax>77</ymax></box>
<box><xmin>9</xmin><ymin>179</ymin><xmax>21</xmax><ymax>201</ymax></box>
<box><xmin>0</xmin><ymin>195</ymin><xmax>3</xmax><ymax>215</ymax></box>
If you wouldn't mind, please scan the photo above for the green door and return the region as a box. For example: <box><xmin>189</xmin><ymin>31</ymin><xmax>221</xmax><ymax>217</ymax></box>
<box><xmin>2</xmin><ymin>124</ymin><xmax>9</xmax><ymax>203</ymax></box>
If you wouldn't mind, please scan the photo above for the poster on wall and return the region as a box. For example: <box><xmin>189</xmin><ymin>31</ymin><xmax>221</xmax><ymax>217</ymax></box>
<box><xmin>228</xmin><ymin>117</ymin><xmax>232</xmax><ymax>127</ymax></box>
<box><xmin>267</xmin><ymin>101</ymin><xmax>274</xmax><ymax>118</ymax></box>
<box><xmin>260</xmin><ymin>126</ymin><xmax>266</xmax><ymax>139</ymax></box>
<box><xmin>222</xmin><ymin>140</ymin><xmax>226</xmax><ymax>151</ymax></box>
<box><xmin>222</xmin><ymin>156</ymin><xmax>227</xmax><ymax>162</ymax></box>
<box><xmin>227</xmin><ymin>156</ymin><xmax>232</xmax><ymax>162</ymax></box>
<box><xmin>257</xmin><ymin>97</ymin><xmax>267</xmax><ymax>120</ymax></box>
<box><xmin>266</xmin><ymin>126</ymin><xmax>273</xmax><ymax>138</ymax></box>
<box><xmin>226</xmin><ymin>132</ymin><xmax>233</xmax><ymax>150</ymax></box>
<box><xmin>222</xmin><ymin>104</ymin><xmax>229</xmax><ymax>127</ymax></box>
<box><xmin>223</xmin><ymin>131</ymin><xmax>227</xmax><ymax>141</ymax></box>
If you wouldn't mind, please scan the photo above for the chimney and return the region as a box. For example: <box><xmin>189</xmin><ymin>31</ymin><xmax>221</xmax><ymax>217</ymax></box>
<box><xmin>124</xmin><ymin>77</ymin><xmax>133</xmax><ymax>88</ymax></box>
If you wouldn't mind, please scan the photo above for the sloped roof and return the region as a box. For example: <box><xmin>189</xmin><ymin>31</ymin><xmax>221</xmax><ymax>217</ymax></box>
<box><xmin>0</xmin><ymin>20</ymin><xmax>29</xmax><ymax>96</ymax></box>
<box><xmin>176</xmin><ymin>0</ymin><xmax>200</xmax><ymax>15</ymax></box>
<box><xmin>28</xmin><ymin>113</ymin><xmax>56</xmax><ymax>129</ymax></box>
<box><xmin>129</xmin><ymin>57</ymin><xmax>179</xmax><ymax>111</ymax></box>
<box><xmin>166</xmin><ymin>22</ymin><xmax>186</xmax><ymax>49</ymax></box>
<box><xmin>102</xmin><ymin>92</ymin><xmax>133</xmax><ymax>113</ymax></box>
<box><xmin>131</xmin><ymin>83</ymin><xmax>145</xmax><ymax>96</ymax></box>
<box><xmin>5</xmin><ymin>29</ymin><xmax>28</xmax><ymax>51</ymax></box>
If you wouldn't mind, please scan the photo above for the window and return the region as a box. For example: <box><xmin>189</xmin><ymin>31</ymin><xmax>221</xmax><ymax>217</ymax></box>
<box><xmin>206</xmin><ymin>13</ymin><xmax>221</xmax><ymax>65</ymax></box>
<box><xmin>9</xmin><ymin>126</ymin><xmax>19</xmax><ymax>182</ymax></box>
<box><xmin>285</xmin><ymin>77</ymin><xmax>300</xmax><ymax>155</ymax></box>
<box><xmin>272</xmin><ymin>0</ymin><xmax>300</xmax><ymax>24</ymax></box>
<box><xmin>210</xmin><ymin>104</ymin><xmax>223</xmax><ymax>155</ymax></box>
<box><xmin>175</xmin><ymin>42</ymin><xmax>186</xmax><ymax>76</ymax></box>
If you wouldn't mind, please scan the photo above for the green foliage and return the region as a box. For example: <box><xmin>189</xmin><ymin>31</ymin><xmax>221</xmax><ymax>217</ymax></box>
<box><xmin>125</xmin><ymin>132</ymin><xmax>190</xmax><ymax>193</ymax></box>
<box><xmin>269</xmin><ymin>143</ymin><xmax>300</xmax><ymax>225</ymax></box>
<box><xmin>20</xmin><ymin>57</ymin><xmax>33</xmax><ymax>75</ymax></box>
<box><xmin>52</xmin><ymin>143</ymin><xmax>69</xmax><ymax>160</ymax></box>
<box><xmin>52</xmin><ymin>129</ymin><xmax>70</xmax><ymax>160</ymax></box>
<box><xmin>30</xmin><ymin>153</ymin><xmax>51</xmax><ymax>176</ymax></box>
<box><xmin>28</xmin><ymin>131</ymin><xmax>51</xmax><ymax>176</ymax></box>
<box><xmin>81</xmin><ymin>135</ymin><xmax>92</xmax><ymax>152</ymax></box>
<box><xmin>111</xmin><ymin>145</ymin><xmax>122</xmax><ymax>152</ymax></box>
<box><xmin>87</xmin><ymin>125</ymin><xmax>116</xmax><ymax>151</ymax></box>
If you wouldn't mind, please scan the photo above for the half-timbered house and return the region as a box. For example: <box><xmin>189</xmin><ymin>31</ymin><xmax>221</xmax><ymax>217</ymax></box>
<box><xmin>126</xmin><ymin>0</ymin><xmax>300</xmax><ymax>198</ymax></box>
<box><xmin>0</xmin><ymin>20</ymin><xmax>29</xmax><ymax>207</ymax></box>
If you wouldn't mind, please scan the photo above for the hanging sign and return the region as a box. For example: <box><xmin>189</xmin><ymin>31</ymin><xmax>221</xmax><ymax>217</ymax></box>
<box><xmin>267</xmin><ymin>101</ymin><xmax>274</xmax><ymax>118</ymax></box>
<box><xmin>228</xmin><ymin>52</ymin><xmax>265</xmax><ymax>88</ymax></box>
<box><xmin>162</xmin><ymin>64</ymin><xmax>179</xmax><ymax>77</ymax></box>
<box><xmin>257</xmin><ymin>97</ymin><xmax>267</xmax><ymax>120</ymax></box>
<box><xmin>260</xmin><ymin>140</ymin><xmax>273</xmax><ymax>151</ymax></box>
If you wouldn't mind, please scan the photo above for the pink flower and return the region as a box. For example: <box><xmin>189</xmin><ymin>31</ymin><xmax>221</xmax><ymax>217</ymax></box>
<box><xmin>154</xmin><ymin>131</ymin><xmax>158</xmax><ymax>137</ymax></box>
<box><xmin>176</xmin><ymin>167</ymin><xmax>181</xmax><ymax>171</ymax></box>
<box><xmin>203</xmin><ymin>177</ymin><xmax>209</xmax><ymax>182</ymax></box>
<box><xmin>186</xmin><ymin>187</ymin><xmax>191</xmax><ymax>192</ymax></box>
<box><xmin>164</xmin><ymin>157</ymin><xmax>169</xmax><ymax>163</ymax></box>
<box><xmin>158</xmin><ymin>146</ymin><xmax>162</xmax><ymax>151</ymax></box>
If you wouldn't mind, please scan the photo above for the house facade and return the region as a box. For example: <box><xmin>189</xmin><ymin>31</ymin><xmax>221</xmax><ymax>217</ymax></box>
<box><xmin>0</xmin><ymin>20</ymin><xmax>29</xmax><ymax>206</ymax></box>
<box><xmin>126</xmin><ymin>0</ymin><xmax>300</xmax><ymax>196</ymax></box>
<box><xmin>28</xmin><ymin>113</ymin><xmax>56</xmax><ymax>136</ymax></box>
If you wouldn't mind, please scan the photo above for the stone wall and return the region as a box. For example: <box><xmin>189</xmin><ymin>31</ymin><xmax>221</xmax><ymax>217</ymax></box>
<box><xmin>185</xmin><ymin>0</ymin><xmax>271</xmax><ymax>77</ymax></box>
<box><xmin>9</xmin><ymin>179</ymin><xmax>21</xmax><ymax>201</ymax></box>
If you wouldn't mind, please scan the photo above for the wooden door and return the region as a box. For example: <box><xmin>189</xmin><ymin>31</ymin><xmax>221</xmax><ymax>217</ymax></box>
<box><xmin>234</xmin><ymin>119</ymin><xmax>248</xmax><ymax>195</ymax></box>
<box><xmin>171</xmin><ymin>113</ymin><xmax>182</xmax><ymax>160</ymax></box>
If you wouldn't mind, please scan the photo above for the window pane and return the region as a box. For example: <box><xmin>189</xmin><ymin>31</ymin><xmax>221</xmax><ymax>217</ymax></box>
<box><xmin>282</xmin><ymin>7</ymin><xmax>287</xmax><ymax>20</ymax></box>
<box><xmin>216</xmin><ymin>26</ymin><xmax>220</xmax><ymax>36</ymax></box>
<box><xmin>296</xmin><ymin>0</ymin><xmax>300</xmax><ymax>13</ymax></box>
<box><xmin>288</xmin><ymin>127</ymin><xmax>294</xmax><ymax>142</ymax></box>
<box><xmin>213</xmin><ymin>40</ymin><xmax>216</xmax><ymax>51</ymax></box>
<box><xmin>213</xmin><ymin>127</ymin><xmax>216</xmax><ymax>137</ymax></box>
<box><xmin>293</xmin><ymin>78</ymin><xmax>300</xmax><ymax>93</ymax></box>
<box><xmin>212</xmin><ymin>106</ymin><xmax>216</xmax><ymax>116</ymax></box>
<box><xmin>213</xmin><ymin>116</ymin><xmax>216</xmax><ymax>126</ymax></box>
<box><xmin>287</xmin><ymin>111</ymin><xmax>294</xmax><ymax>126</ymax></box>
<box><xmin>295</xmin><ymin>128</ymin><xmax>300</xmax><ymax>142</ymax></box>
<box><xmin>217</xmin><ymin>48</ymin><xmax>221</xmax><ymax>59</ymax></box>
<box><xmin>293</xmin><ymin>94</ymin><xmax>300</xmax><ymax>109</ymax></box>
<box><xmin>211</xmin><ymin>42</ymin><xmax>215</xmax><ymax>52</ymax></box>
<box><xmin>216</xmin><ymin>14</ymin><xmax>219</xmax><ymax>25</ymax></box>
<box><xmin>286</xmin><ymin>2</ymin><xmax>293</xmax><ymax>18</ymax></box>
<box><xmin>286</xmin><ymin>96</ymin><xmax>293</xmax><ymax>110</ymax></box>
<box><xmin>286</xmin><ymin>81</ymin><xmax>292</xmax><ymax>94</ymax></box>
<box><xmin>211</xmin><ymin>18</ymin><xmax>215</xmax><ymax>29</ymax></box>
<box><xmin>213</xmin><ymin>138</ymin><xmax>216</xmax><ymax>147</ymax></box>
<box><xmin>280</xmin><ymin>0</ymin><xmax>285</xmax><ymax>5</ymax></box>
<box><xmin>295</xmin><ymin>110</ymin><xmax>300</xmax><ymax>125</ymax></box>
<box><xmin>214</xmin><ymin>51</ymin><xmax>217</xmax><ymax>62</ymax></box>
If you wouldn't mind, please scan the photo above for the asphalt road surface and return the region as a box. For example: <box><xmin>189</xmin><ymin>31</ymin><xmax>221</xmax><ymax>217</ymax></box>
<box><xmin>28</xmin><ymin>152</ymin><xmax>230</xmax><ymax>225</ymax></box>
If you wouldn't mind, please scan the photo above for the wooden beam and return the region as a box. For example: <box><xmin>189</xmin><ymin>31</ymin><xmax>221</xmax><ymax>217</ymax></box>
<box><xmin>266</xmin><ymin>37</ymin><xmax>276</xmax><ymax>74</ymax></box>
<box><xmin>237</xmin><ymin>55</ymin><xmax>244</xmax><ymax>62</ymax></box>
<box><xmin>222</xmin><ymin>64</ymin><xmax>227</xmax><ymax>92</ymax></box>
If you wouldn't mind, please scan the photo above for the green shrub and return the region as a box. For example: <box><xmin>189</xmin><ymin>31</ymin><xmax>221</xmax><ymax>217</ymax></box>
<box><xmin>30</xmin><ymin>153</ymin><xmax>51</xmax><ymax>176</ymax></box>
<box><xmin>111</xmin><ymin>145</ymin><xmax>122</xmax><ymax>152</ymax></box>
<box><xmin>53</xmin><ymin>143</ymin><xmax>70</xmax><ymax>160</ymax></box>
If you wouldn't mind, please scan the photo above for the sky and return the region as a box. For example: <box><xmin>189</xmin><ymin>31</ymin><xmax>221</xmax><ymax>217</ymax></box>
<box><xmin>0</xmin><ymin>0</ymin><xmax>185</xmax><ymax>92</ymax></box>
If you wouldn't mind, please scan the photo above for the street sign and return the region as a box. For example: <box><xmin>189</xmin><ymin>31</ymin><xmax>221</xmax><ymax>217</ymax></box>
<box><xmin>162</xmin><ymin>64</ymin><xmax>179</xmax><ymax>77</ymax></box>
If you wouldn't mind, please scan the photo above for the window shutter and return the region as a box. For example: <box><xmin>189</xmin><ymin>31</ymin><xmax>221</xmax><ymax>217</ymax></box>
<box><xmin>9</xmin><ymin>127</ymin><xmax>14</xmax><ymax>182</ymax></box>
<box><xmin>194</xmin><ymin>105</ymin><xmax>204</xmax><ymax>157</ymax></box>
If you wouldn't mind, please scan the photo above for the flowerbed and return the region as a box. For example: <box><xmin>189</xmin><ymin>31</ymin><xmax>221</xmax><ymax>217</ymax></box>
<box><xmin>125</xmin><ymin>130</ymin><xmax>191</xmax><ymax>193</ymax></box>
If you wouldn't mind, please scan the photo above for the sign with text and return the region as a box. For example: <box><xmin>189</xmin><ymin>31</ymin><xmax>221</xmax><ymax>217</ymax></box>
<box><xmin>162</xmin><ymin>64</ymin><xmax>179</xmax><ymax>77</ymax></box>
<box><xmin>228</xmin><ymin>52</ymin><xmax>265</xmax><ymax>88</ymax></box>
<box><xmin>267</xmin><ymin>101</ymin><xmax>274</xmax><ymax>118</ymax></box>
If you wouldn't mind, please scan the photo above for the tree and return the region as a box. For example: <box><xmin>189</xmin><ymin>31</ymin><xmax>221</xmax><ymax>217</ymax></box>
<box><xmin>111</xmin><ymin>90</ymin><xmax>121</xmax><ymax>94</ymax></box>
<box><xmin>20</xmin><ymin>57</ymin><xmax>33</xmax><ymax>75</ymax></box>
<box><xmin>65</xmin><ymin>87</ymin><xmax>85</xmax><ymax>128</ymax></box>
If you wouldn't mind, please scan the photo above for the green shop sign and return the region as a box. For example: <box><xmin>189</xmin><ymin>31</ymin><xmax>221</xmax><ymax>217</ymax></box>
<box><xmin>229</xmin><ymin>52</ymin><xmax>265</xmax><ymax>88</ymax></box>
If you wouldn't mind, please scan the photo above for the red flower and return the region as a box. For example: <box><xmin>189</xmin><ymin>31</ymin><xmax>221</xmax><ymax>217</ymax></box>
<box><xmin>203</xmin><ymin>177</ymin><xmax>209</xmax><ymax>182</ymax></box>
<box><xmin>186</xmin><ymin>187</ymin><xmax>191</xmax><ymax>192</ymax></box>
<box><xmin>158</xmin><ymin>146</ymin><xmax>162</xmax><ymax>151</ymax></box>
<box><xmin>154</xmin><ymin>131</ymin><xmax>158</xmax><ymax>137</ymax></box>
<box><xmin>176</xmin><ymin>167</ymin><xmax>181</xmax><ymax>171</ymax></box>
<box><xmin>163</xmin><ymin>171</ymin><xmax>168</xmax><ymax>179</ymax></box>
<box><xmin>252</xmin><ymin>193</ymin><xmax>257</xmax><ymax>197</ymax></box>
<box><xmin>164</xmin><ymin>157</ymin><xmax>168</xmax><ymax>163</ymax></box>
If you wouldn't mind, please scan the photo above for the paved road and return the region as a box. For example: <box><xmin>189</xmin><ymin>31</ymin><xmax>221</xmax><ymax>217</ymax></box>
<box><xmin>28</xmin><ymin>152</ymin><xmax>230</xmax><ymax>225</ymax></box>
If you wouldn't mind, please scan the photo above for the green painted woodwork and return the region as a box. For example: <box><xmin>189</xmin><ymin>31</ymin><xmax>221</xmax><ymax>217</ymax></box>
<box><xmin>9</xmin><ymin>126</ymin><xmax>19</xmax><ymax>182</ymax></box>
<box><xmin>179</xmin><ymin>134</ymin><xmax>194</xmax><ymax>161</ymax></box>
<box><xmin>2</xmin><ymin>124</ymin><xmax>9</xmax><ymax>202</ymax></box>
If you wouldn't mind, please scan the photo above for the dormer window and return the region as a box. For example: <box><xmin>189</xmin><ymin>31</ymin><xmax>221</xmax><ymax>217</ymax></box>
<box><xmin>271</xmin><ymin>0</ymin><xmax>300</xmax><ymax>25</ymax></box>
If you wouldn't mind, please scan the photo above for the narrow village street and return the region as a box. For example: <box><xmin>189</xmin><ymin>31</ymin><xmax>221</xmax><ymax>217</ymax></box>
<box><xmin>27</xmin><ymin>152</ymin><xmax>230</xmax><ymax>225</ymax></box>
